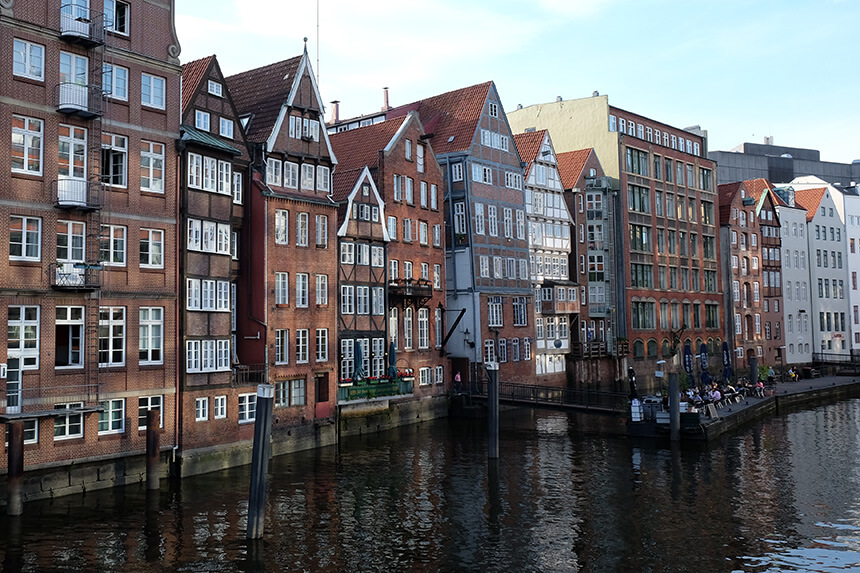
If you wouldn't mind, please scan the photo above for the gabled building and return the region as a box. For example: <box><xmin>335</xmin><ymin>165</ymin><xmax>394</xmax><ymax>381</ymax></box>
<box><xmin>556</xmin><ymin>148</ymin><xmax>619</xmax><ymax>384</ymax></box>
<box><xmin>330</xmin><ymin>112</ymin><xmax>448</xmax><ymax>428</ymax></box>
<box><xmin>771</xmin><ymin>185</ymin><xmax>813</xmax><ymax>365</ymax></box>
<box><xmin>330</xmin><ymin>83</ymin><xmax>533</xmax><ymax>385</ymax></box>
<box><xmin>176</xmin><ymin>55</ymin><xmax>252</xmax><ymax>474</ymax></box>
<box><xmin>718</xmin><ymin>179</ymin><xmax>784</xmax><ymax>374</ymax></box>
<box><xmin>513</xmin><ymin>130</ymin><xmax>577</xmax><ymax>385</ymax></box>
<box><xmin>226</xmin><ymin>49</ymin><xmax>339</xmax><ymax>455</ymax></box>
<box><xmin>508</xmin><ymin>95</ymin><xmax>723</xmax><ymax>391</ymax></box>
<box><xmin>793</xmin><ymin>184</ymin><xmax>850</xmax><ymax>357</ymax></box>
<box><xmin>1</xmin><ymin>0</ymin><xmax>181</xmax><ymax>488</ymax></box>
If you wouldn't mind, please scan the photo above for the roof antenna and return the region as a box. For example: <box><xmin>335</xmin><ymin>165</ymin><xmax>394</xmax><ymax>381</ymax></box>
<box><xmin>316</xmin><ymin>0</ymin><xmax>320</xmax><ymax>84</ymax></box>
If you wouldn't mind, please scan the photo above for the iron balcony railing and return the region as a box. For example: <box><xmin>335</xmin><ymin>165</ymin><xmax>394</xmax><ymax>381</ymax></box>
<box><xmin>59</xmin><ymin>5</ymin><xmax>105</xmax><ymax>45</ymax></box>
<box><xmin>54</xmin><ymin>83</ymin><xmax>103</xmax><ymax>117</ymax></box>
<box><xmin>53</xmin><ymin>179</ymin><xmax>104</xmax><ymax>210</ymax></box>
<box><xmin>49</xmin><ymin>262</ymin><xmax>102</xmax><ymax>290</ymax></box>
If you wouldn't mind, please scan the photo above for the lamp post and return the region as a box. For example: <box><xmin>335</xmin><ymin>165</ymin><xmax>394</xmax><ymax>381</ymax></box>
<box><xmin>778</xmin><ymin>345</ymin><xmax>786</xmax><ymax>383</ymax></box>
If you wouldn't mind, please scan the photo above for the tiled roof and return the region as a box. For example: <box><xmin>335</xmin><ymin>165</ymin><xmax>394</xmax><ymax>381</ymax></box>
<box><xmin>742</xmin><ymin>178</ymin><xmax>774</xmax><ymax>202</ymax></box>
<box><xmin>329</xmin><ymin>117</ymin><xmax>406</xmax><ymax>174</ymax></box>
<box><xmin>794</xmin><ymin>187</ymin><xmax>828</xmax><ymax>221</ymax></box>
<box><xmin>556</xmin><ymin>148</ymin><xmax>593</xmax><ymax>190</ymax></box>
<box><xmin>717</xmin><ymin>181</ymin><xmax>743</xmax><ymax>225</ymax></box>
<box><xmin>226</xmin><ymin>56</ymin><xmax>302</xmax><ymax>143</ymax></box>
<box><xmin>181</xmin><ymin>55</ymin><xmax>214</xmax><ymax>113</ymax></box>
<box><xmin>331</xmin><ymin>167</ymin><xmax>365</xmax><ymax>203</ymax></box>
<box><xmin>513</xmin><ymin>130</ymin><xmax>545</xmax><ymax>171</ymax></box>
<box><xmin>180</xmin><ymin>124</ymin><xmax>241</xmax><ymax>155</ymax></box>
<box><xmin>385</xmin><ymin>81</ymin><xmax>492</xmax><ymax>155</ymax></box>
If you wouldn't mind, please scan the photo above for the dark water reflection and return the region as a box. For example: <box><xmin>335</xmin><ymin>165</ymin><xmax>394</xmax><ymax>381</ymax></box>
<box><xmin>3</xmin><ymin>399</ymin><xmax>860</xmax><ymax>572</ymax></box>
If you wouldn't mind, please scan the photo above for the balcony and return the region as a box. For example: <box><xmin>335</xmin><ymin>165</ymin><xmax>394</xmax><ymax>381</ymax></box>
<box><xmin>50</xmin><ymin>262</ymin><xmax>101</xmax><ymax>291</ymax></box>
<box><xmin>337</xmin><ymin>374</ymin><xmax>414</xmax><ymax>403</ymax></box>
<box><xmin>388</xmin><ymin>278</ymin><xmax>433</xmax><ymax>308</ymax></box>
<box><xmin>59</xmin><ymin>5</ymin><xmax>105</xmax><ymax>46</ymax></box>
<box><xmin>233</xmin><ymin>363</ymin><xmax>266</xmax><ymax>386</ymax></box>
<box><xmin>53</xmin><ymin>179</ymin><xmax>103</xmax><ymax>210</ymax></box>
<box><xmin>55</xmin><ymin>83</ymin><xmax>103</xmax><ymax>118</ymax></box>
<box><xmin>570</xmin><ymin>341</ymin><xmax>609</xmax><ymax>360</ymax></box>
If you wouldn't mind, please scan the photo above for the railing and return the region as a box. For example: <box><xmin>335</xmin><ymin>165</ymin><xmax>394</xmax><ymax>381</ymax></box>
<box><xmin>471</xmin><ymin>381</ymin><xmax>628</xmax><ymax>413</ymax></box>
<box><xmin>1</xmin><ymin>383</ymin><xmax>101</xmax><ymax>412</ymax></box>
<box><xmin>53</xmin><ymin>179</ymin><xmax>104</xmax><ymax>210</ymax></box>
<box><xmin>59</xmin><ymin>5</ymin><xmax>105</xmax><ymax>45</ymax></box>
<box><xmin>54</xmin><ymin>83</ymin><xmax>103</xmax><ymax>117</ymax></box>
<box><xmin>49</xmin><ymin>262</ymin><xmax>101</xmax><ymax>290</ymax></box>
<box><xmin>388</xmin><ymin>279</ymin><xmax>433</xmax><ymax>299</ymax></box>
<box><xmin>233</xmin><ymin>364</ymin><xmax>266</xmax><ymax>386</ymax></box>
<box><xmin>337</xmin><ymin>378</ymin><xmax>414</xmax><ymax>403</ymax></box>
<box><xmin>570</xmin><ymin>341</ymin><xmax>609</xmax><ymax>359</ymax></box>
<box><xmin>812</xmin><ymin>352</ymin><xmax>859</xmax><ymax>364</ymax></box>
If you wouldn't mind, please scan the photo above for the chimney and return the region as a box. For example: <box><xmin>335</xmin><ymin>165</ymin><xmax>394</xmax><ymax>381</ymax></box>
<box><xmin>330</xmin><ymin>100</ymin><xmax>340</xmax><ymax>124</ymax></box>
<box><xmin>382</xmin><ymin>87</ymin><xmax>390</xmax><ymax>112</ymax></box>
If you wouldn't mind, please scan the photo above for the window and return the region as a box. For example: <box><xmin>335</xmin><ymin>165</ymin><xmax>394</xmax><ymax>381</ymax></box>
<box><xmin>488</xmin><ymin>206</ymin><xmax>498</xmax><ymax>236</ymax></box>
<box><xmin>503</xmin><ymin>208</ymin><xmax>513</xmax><ymax>238</ymax></box>
<box><xmin>141</xmin><ymin>73</ymin><xmax>165</xmax><ymax>109</ymax></box>
<box><xmin>219</xmin><ymin>117</ymin><xmax>234</xmax><ymax>139</ymax></box>
<box><xmin>301</xmin><ymin>164</ymin><xmax>315</xmax><ymax>190</ymax></box>
<box><xmin>404</xmin><ymin>308</ymin><xmax>414</xmax><ymax>349</ymax></box>
<box><xmin>8</xmin><ymin>306</ymin><xmax>40</xmax><ymax>370</ymax></box>
<box><xmin>139</xmin><ymin>307</ymin><xmax>163</xmax><ymax>365</ymax></box>
<box><xmin>195</xmin><ymin>110</ymin><xmax>210</xmax><ymax>131</ymax></box>
<box><xmin>104</xmin><ymin>0</ymin><xmax>130</xmax><ymax>33</ymax></box>
<box><xmin>296</xmin><ymin>273</ymin><xmax>309</xmax><ymax>307</ymax></box>
<box><xmin>138</xmin><ymin>140</ymin><xmax>165</xmax><ymax>193</ymax></box>
<box><xmin>433</xmin><ymin>225</ymin><xmax>441</xmax><ymax>247</ymax></box>
<box><xmin>513</xmin><ymin>297</ymin><xmax>527</xmax><ymax>326</ymax></box>
<box><xmin>54</xmin><ymin>306</ymin><xmax>84</xmax><ymax>368</ymax></box>
<box><xmin>53</xmin><ymin>401</ymin><xmax>83</xmax><ymax>439</ymax></box>
<box><xmin>10</xmin><ymin>216</ymin><xmax>41</xmax><ymax>261</ymax></box>
<box><xmin>99</xmin><ymin>307</ymin><xmax>125</xmax><ymax>366</ymax></box>
<box><xmin>454</xmin><ymin>202</ymin><xmax>466</xmax><ymax>235</ymax></box>
<box><xmin>625</xmin><ymin>147</ymin><xmax>649</xmax><ymax>176</ymax></box>
<box><xmin>316</xmin><ymin>274</ymin><xmax>328</xmax><ymax>305</ymax></box>
<box><xmin>488</xmin><ymin>296</ymin><xmax>503</xmax><ymax>327</ymax></box>
<box><xmin>238</xmin><ymin>393</ymin><xmax>257</xmax><ymax>423</ymax></box>
<box><xmin>98</xmin><ymin>399</ymin><xmax>125</xmax><ymax>434</ymax></box>
<box><xmin>138</xmin><ymin>396</ymin><xmax>163</xmax><ymax>430</ymax></box>
<box><xmin>139</xmin><ymin>228</ymin><xmax>164</xmax><ymax>268</ymax></box>
<box><xmin>99</xmin><ymin>224</ymin><xmax>126</xmax><ymax>266</ymax></box>
<box><xmin>13</xmin><ymin>39</ymin><xmax>45</xmax><ymax>81</ymax></box>
<box><xmin>340</xmin><ymin>285</ymin><xmax>354</xmax><ymax>315</ymax></box>
<box><xmin>452</xmin><ymin>163</ymin><xmax>464</xmax><ymax>181</ymax></box>
<box><xmin>297</xmin><ymin>213</ymin><xmax>309</xmax><ymax>246</ymax></box>
<box><xmin>275</xmin><ymin>209</ymin><xmax>289</xmax><ymax>244</ymax></box>
<box><xmin>101</xmin><ymin>133</ymin><xmax>128</xmax><ymax>186</ymax></box>
<box><xmin>12</xmin><ymin>115</ymin><xmax>43</xmax><ymax>175</ymax></box>
<box><xmin>267</xmin><ymin>158</ymin><xmax>283</xmax><ymax>186</ymax></box>
<box><xmin>275</xmin><ymin>329</ymin><xmax>289</xmax><ymax>364</ymax></box>
<box><xmin>418</xmin><ymin>308</ymin><xmax>430</xmax><ymax>349</ymax></box>
<box><xmin>233</xmin><ymin>172</ymin><xmax>243</xmax><ymax>204</ymax></box>
<box><xmin>405</xmin><ymin>177</ymin><xmax>414</xmax><ymax>204</ymax></box>
<box><xmin>102</xmin><ymin>62</ymin><xmax>128</xmax><ymax>100</ymax></box>
<box><xmin>484</xmin><ymin>340</ymin><xmax>496</xmax><ymax>364</ymax></box>
<box><xmin>316</xmin><ymin>328</ymin><xmax>328</xmax><ymax>362</ymax></box>
<box><xmin>417</xmin><ymin>144</ymin><xmax>425</xmax><ymax>172</ymax></box>
<box><xmin>274</xmin><ymin>272</ymin><xmax>289</xmax><ymax>305</ymax></box>
<box><xmin>195</xmin><ymin>397</ymin><xmax>209</xmax><ymax>422</ymax></box>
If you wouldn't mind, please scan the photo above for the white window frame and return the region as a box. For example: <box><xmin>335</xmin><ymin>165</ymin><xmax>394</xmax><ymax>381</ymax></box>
<box><xmin>98</xmin><ymin>398</ymin><xmax>125</xmax><ymax>435</ymax></box>
<box><xmin>238</xmin><ymin>393</ymin><xmax>257</xmax><ymax>423</ymax></box>
<box><xmin>141</xmin><ymin>73</ymin><xmax>166</xmax><ymax>109</ymax></box>
<box><xmin>195</xmin><ymin>397</ymin><xmax>209</xmax><ymax>421</ymax></box>
<box><xmin>140</xmin><ymin>140</ymin><xmax>165</xmax><ymax>193</ymax></box>
<box><xmin>138</xmin><ymin>307</ymin><xmax>163</xmax><ymax>365</ymax></box>
<box><xmin>102</xmin><ymin>62</ymin><xmax>128</xmax><ymax>100</ymax></box>
<box><xmin>214</xmin><ymin>396</ymin><xmax>227</xmax><ymax>419</ymax></box>
<box><xmin>139</xmin><ymin>228</ymin><xmax>164</xmax><ymax>268</ymax></box>
<box><xmin>12</xmin><ymin>115</ymin><xmax>44</xmax><ymax>175</ymax></box>
<box><xmin>98</xmin><ymin>306</ymin><xmax>126</xmax><ymax>367</ymax></box>
<box><xmin>195</xmin><ymin>110</ymin><xmax>210</xmax><ymax>131</ymax></box>
<box><xmin>13</xmin><ymin>39</ymin><xmax>45</xmax><ymax>81</ymax></box>
<box><xmin>10</xmin><ymin>215</ymin><xmax>42</xmax><ymax>261</ymax></box>
<box><xmin>220</xmin><ymin>117</ymin><xmax>234</xmax><ymax>139</ymax></box>
<box><xmin>100</xmin><ymin>224</ymin><xmax>126</xmax><ymax>266</ymax></box>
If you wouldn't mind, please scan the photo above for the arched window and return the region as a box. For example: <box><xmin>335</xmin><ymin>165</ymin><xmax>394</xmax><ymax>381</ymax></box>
<box><xmin>633</xmin><ymin>339</ymin><xmax>645</xmax><ymax>359</ymax></box>
<box><xmin>662</xmin><ymin>339</ymin><xmax>671</xmax><ymax>357</ymax></box>
<box><xmin>647</xmin><ymin>339</ymin><xmax>658</xmax><ymax>358</ymax></box>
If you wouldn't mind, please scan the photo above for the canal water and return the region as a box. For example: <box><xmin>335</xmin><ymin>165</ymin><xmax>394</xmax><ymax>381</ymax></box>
<box><xmin>3</xmin><ymin>398</ymin><xmax>860</xmax><ymax>572</ymax></box>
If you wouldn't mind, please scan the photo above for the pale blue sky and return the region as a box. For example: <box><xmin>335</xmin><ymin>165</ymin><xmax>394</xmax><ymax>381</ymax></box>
<box><xmin>177</xmin><ymin>0</ymin><xmax>859</xmax><ymax>163</ymax></box>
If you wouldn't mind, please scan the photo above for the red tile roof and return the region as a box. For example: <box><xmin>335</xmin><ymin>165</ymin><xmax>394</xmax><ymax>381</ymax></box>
<box><xmin>331</xmin><ymin>167</ymin><xmax>366</xmax><ymax>203</ymax></box>
<box><xmin>225</xmin><ymin>56</ymin><xmax>302</xmax><ymax>143</ymax></box>
<box><xmin>556</xmin><ymin>148</ymin><xmax>594</xmax><ymax>190</ymax></box>
<box><xmin>513</xmin><ymin>130</ymin><xmax>545</xmax><ymax>172</ymax></box>
<box><xmin>717</xmin><ymin>181</ymin><xmax>744</xmax><ymax>225</ymax></box>
<box><xmin>181</xmin><ymin>55</ymin><xmax>214</xmax><ymax>113</ymax></box>
<box><xmin>385</xmin><ymin>81</ymin><xmax>492</xmax><ymax>155</ymax></box>
<box><xmin>794</xmin><ymin>187</ymin><xmax>828</xmax><ymax>221</ymax></box>
<box><xmin>329</xmin><ymin>117</ymin><xmax>406</xmax><ymax>174</ymax></box>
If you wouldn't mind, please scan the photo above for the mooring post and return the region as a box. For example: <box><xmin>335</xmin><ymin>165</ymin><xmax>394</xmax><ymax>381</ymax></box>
<box><xmin>247</xmin><ymin>383</ymin><xmax>274</xmax><ymax>540</ymax></box>
<box><xmin>146</xmin><ymin>409</ymin><xmax>160</xmax><ymax>490</ymax></box>
<box><xmin>487</xmin><ymin>362</ymin><xmax>499</xmax><ymax>459</ymax></box>
<box><xmin>7</xmin><ymin>420</ymin><xmax>24</xmax><ymax>516</ymax></box>
<box><xmin>669</xmin><ymin>373</ymin><xmax>680</xmax><ymax>442</ymax></box>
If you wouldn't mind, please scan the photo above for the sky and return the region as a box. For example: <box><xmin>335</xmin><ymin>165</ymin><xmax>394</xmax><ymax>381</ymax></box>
<box><xmin>176</xmin><ymin>0</ymin><xmax>860</xmax><ymax>164</ymax></box>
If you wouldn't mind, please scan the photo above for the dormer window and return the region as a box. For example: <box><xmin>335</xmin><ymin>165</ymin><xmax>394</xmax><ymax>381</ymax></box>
<box><xmin>208</xmin><ymin>80</ymin><xmax>223</xmax><ymax>97</ymax></box>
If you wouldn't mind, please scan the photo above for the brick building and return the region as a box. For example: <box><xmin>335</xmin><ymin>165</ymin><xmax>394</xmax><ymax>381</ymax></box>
<box><xmin>226</xmin><ymin>49</ymin><xmax>339</xmax><ymax>453</ymax></box>
<box><xmin>175</xmin><ymin>55</ymin><xmax>254</xmax><ymax>473</ymax></box>
<box><xmin>513</xmin><ymin>130</ymin><xmax>578</xmax><ymax>386</ymax></box>
<box><xmin>718</xmin><ymin>179</ymin><xmax>784</xmax><ymax>375</ymax></box>
<box><xmin>330</xmin><ymin>112</ymin><xmax>448</xmax><ymax>409</ymax></box>
<box><xmin>1</xmin><ymin>0</ymin><xmax>181</xmax><ymax>478</ymax></box>
<box><xmin>509</xmin><ymin>96</ymin><xmax>724</xmax><ymax>391</ymax></box>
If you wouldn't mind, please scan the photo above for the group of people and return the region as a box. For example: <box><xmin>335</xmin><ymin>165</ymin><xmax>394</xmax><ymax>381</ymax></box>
<box><xmin>685</xmin><ymin>379</ymin><xmax>766</xmax><ymax>409</ymax></box>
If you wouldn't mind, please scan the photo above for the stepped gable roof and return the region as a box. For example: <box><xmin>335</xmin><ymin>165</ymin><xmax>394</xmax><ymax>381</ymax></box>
<box><xmin>385</xmin><ymin>81</ymin><xmax>492</xmax><ymax>155</ymax></box>
<box><xmin>181</xmin><ymin>55</ymin><xmax>214</xmax><ymax>112</ymax></box>
<box><xmin>794</xmin><ymin>187</ymin><xmax>828</xmax><ymax>221</ymax></box>
<box><xmin>331</xmin><ymin>167</ymin><xmax>365</xmax><ymax>203</ymax></box>
<box><xmin>329</xmin><ymin>117</ymin><xmax>405</xmax><ymax>174</ymax></box>
<box><xmin>556</xmin><ymin>148</ymin><xmax>593</xmax><ymax>190</ymax></box>
<box><xmin>513</xmin><ymin>130</ymin><xmax>545</xmax><ymax>171</ymax></box>
<box><xmin>226</xmin><ymin>56</ymin><xmax>302</xmax><ymax>143</ymax></box>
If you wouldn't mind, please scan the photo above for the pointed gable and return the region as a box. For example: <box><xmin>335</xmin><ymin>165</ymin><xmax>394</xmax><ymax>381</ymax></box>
<box><xmin>385</xmin><ymin>81</ymin><xmax>492</xmax><ymax>155</ymax></box>
<box><xmin>226</xmin><ymin>56</ymin><xmax>302</xmax><ymax>143</ymax></box>
<box><xmin>556</xmin><ymin>148</ymin><xmax>594</xmax><ymax>190</ymax></box>
<box><xmin>513</xmin><ymin>130</ymin><xmax>546</xmax><ymax>169</ymax></box>
<box><xmin>794</xmin><ymin>187</ymin><xmax>829</xmax><ymax>221</ymax></box>
<box><xmin>181</xmin><ymin>55</ymin><xmax>214</xmax><ymax>113</ymax></box>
